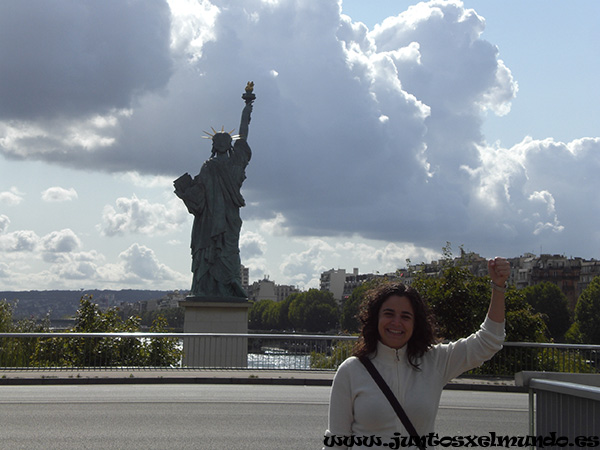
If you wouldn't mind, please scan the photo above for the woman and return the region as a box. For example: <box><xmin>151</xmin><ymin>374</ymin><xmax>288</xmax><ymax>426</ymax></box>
<box><xmin>323</xmin><ymin>257</ymin><xmax>510</xmax><ymax>449</ymax></box>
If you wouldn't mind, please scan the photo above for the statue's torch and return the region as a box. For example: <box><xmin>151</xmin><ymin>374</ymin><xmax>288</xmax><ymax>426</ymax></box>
<box><xmin>239</xmin><ymin>82</ymin><xmax>255</xmax><ymax>136</ymax></box>
<box><xmin>242</xmin><ymin>81</ymin><xmax>256</xmax><ymax>105</ymax></box>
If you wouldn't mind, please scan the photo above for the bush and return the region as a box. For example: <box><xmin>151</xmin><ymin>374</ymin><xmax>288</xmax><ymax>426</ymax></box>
<box><xmin>3</xmin><ymin>296</ymin><xmax>182</xmax><ymax>368</ymax></box>
<box><xmin>310</xmin><ymin>341</ymin><xmax>354</xmax><ymax>369</ymax></box>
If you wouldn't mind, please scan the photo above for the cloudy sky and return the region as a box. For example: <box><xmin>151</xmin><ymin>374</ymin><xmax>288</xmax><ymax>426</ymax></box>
<box><xmin>1</xmin><ymin>0</ymin><xmax>598</xmax><ymax>292</ymax></box>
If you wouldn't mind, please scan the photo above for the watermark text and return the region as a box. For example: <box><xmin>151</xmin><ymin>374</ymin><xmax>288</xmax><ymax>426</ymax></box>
<box><xmin>324</xmin><ymin>432</ymin><xmax>600</xmax><ymax>448</ymax></box>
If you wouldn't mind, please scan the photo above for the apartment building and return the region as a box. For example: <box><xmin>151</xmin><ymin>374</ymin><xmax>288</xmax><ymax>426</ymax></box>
<box><xmin>247</xmin><ymin>277</ymin><xmax>300</xmax><ymax>302</ymax></box>
<box><xmin>321</xmin><ymin>253</ymin><xmax>600</xmax><ymax>311</ymax></box>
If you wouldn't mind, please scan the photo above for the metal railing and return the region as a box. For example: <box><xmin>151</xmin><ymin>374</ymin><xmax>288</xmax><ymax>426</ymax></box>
<box><xmin>1</xmin><ymin>332</ymin><xmax>599</xmax><ymax>374</ymax></box>
<box><xmin>529</xmin><ymin>378</ymin><xmax>600</xmax><ymax>449</ymax></box>
<box><xmin>468</xmin><ymin>342</ymin><xmax>600</xmax><ymax>377</ymax></box>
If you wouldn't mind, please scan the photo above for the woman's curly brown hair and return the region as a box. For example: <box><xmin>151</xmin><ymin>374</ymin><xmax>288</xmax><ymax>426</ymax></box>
<box><xmin>352</xmin><ymin>283</ymin><xmax>436</xmax><ymax>370</ymax></box>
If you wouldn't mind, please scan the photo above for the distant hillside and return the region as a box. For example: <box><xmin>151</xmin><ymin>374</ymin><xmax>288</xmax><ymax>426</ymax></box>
<box><xmin>0</xmin><ymin>290</ymin><xmax>177</xmax><ymax>320</ymax></box>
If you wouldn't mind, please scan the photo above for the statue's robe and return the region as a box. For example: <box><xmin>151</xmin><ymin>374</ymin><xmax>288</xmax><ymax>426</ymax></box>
<box><xmin>176</xmin><ymin>139</ymin><xmax>251</xmax><ymax>298</ymax></box>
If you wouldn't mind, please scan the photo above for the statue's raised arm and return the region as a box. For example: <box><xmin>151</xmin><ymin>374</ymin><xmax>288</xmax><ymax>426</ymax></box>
<box><xmin>239</xmin><ymin>81</ymin><xmax>255</xmax><ymax>140</ymax></box>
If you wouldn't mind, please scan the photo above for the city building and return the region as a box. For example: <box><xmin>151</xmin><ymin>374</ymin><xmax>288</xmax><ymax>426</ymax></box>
<box><xmin>509</xmin><ymin>254</ymin><xmax>598</xmax><ymax>310</ymax></box>
<box><xmin>248</xmin><ymin>277</ymin><xmax>276</xmax><ymax>302</ymax></box>
<box><xmin>240</xmin><ymin>264</ymin><xmax>249</xmax><ymax>293</ymax></box>
<box><xmin>578</xmin><ymin>259</ymin><xmax>600</xmax><ymax>297</ymax></box>
<box><xmin>123</xmin><ymin>290</ymin><xmax>187</xmax><ymax>314</ymax></box>
<box><xmin>320</xmin><ymin>269</ymin><xmax>348</xmax><ymax>302</ymax></box>
<box><xmin>320</xmin><ymin>268</ymin><xmax>395</xmax><ymax>304</ymax></box>
<box><xmin>274</xmin><ymin>283</ymin><xmax>300</xmax><ymax>302</ymax></box>
<box><xmin>321</xmin><ymin>253</ymin><xmax>600</xmax><ymax>312</ymax></box>
<box><xmin>247</xmin><ymin>276</ymin><xmax>300</xmax><ymax>302</ymax></box>
<box><xmin>529</xmin><ymin>255</ymin><xmax>582</xmax><ymax>309</ymax></box>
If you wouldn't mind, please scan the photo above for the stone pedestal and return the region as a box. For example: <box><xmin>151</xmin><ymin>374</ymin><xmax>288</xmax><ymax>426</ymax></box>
<box><xmin>179</xmin><ymin>297</ymin><xmax>250</xmax><ymax>368</ymax></box>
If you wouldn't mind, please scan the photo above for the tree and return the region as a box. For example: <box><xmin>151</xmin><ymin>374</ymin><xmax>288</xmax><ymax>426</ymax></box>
<box><xmin>413</xmin><ymin>255</ymin><xmax>547</xmax><ymax>343</ymax></box>
<box><xmin>0</xmin><ymin>299</ymin><xmax>12</xmax><ymax>333</ymax></box>
<box><xmin>1</xmin><ymin>296</ymin><xmax>181</xmax><ymax>368</ymax></box>
<box><xmin>521</xmin><ymin>282</ymin><xmax>571</xmax><ymax>341</ymax></box>
<box><xmin>263</xmin><ymin>298</ymin><xmax>294</xmax><ymax>330</ymax></box>
<box><xmin>340</xmin><ymin>279</ymin><xmax>384</xmax><ymax>333</ymax></box>
<box><xmin>65</xmin><ymin>296</ymin><xmax>143</xmax><ymax>366</ymax></box>
<box><xmin>139</xmin><ymin>307</ymin><xmax>184</xmax><ymax>330</ymax></box>
<box><xmin>248</xmin><ymin>299</ymin><xmax>273</xmax><ymax>330</ymax></box>
<box><xmin>503</xmin><ymin>287</ymin><xmax>548</xmax><ymax>342</ymax></box>
<box><xmin>569</xmin><ymin>276</ymin><xmax>600</xmax><ymax>344</ymax></box>
<box><xmin>275</xmin><ymin>296</ymin><xmax>293</xmax><ymax>330</ymax></box>
<box><xmin>146</xmin><ymin>315</ymin><xmax>183</xmax><ymax>367</ymax></box>
<box><xmin>287</xmin><ymin>289</ymin><xmax>338</xmax><ymax>332</ymax></box>
<box><xmin>248</xmin><ymin>296</ymin><xmax>295</xmax><ymax>331</ymax></box>
<box><xmin>1</xmin><ymin>299</ymin><xmax>52</xmax><ymax>367</ymax></box>
<box><xmin>33</xmin><ymin>296</ymin><xmax>181</xmax><ymax>367</ymax></box>
<box><xmin>413</xmin><ymin>265</ymin><xmax>488</xmax><ymax>340</ymax></box>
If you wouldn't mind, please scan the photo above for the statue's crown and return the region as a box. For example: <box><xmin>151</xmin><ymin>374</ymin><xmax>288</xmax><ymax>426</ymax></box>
<box><xmin>202</xmin><ymin>126</ymin><xmax>240</xmax><ymax>140</ymax></box>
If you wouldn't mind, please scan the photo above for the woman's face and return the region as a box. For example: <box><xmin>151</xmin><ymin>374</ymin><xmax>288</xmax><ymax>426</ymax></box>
<box><xmin>377</xmin><ymin>295</ymin><xmax>415</xmax><ymax>349</ymax></box>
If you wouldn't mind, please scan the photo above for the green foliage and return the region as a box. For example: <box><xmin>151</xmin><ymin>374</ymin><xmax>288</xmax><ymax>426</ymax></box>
<box><xmin>63</xmin><ymin>296</ymin><xmax>144</xmax><ymax>367</ymax></box>
<box><xmin>0</xmin><ymin>299</ymin><xmax>53</xmax><ymax>367</ymax></box>
<box><xmin>571</xmin><ymin>276</ymin><xmax>600</xmax><ymax>344</ymax></box>
<box><xmin>340</xmin><ymin>279</ymin><xmax>383</xmax><ymax>333</ymax></box>
<box><xmin>146</xmin><ymin>316</ymin><xmax>183</xmax><ymax>366</ymax></box>
<box><xmin>275</xmin><ymin>297</ymin><xmax>292</xmax><ymax>330</ymax></box>
<box><xmin>464</xmin><ymin>289</ymin><xmax>551</xmax><ymax>376</ymax></box>
<box><xmin>288</xmin><ymin>289</ymin><xmax>338</xmax><ymax>332</ymax></box>
<box><xmin>535</xmin><ymin>347</ymin><xmax>594</xmax><ymax>373</ymax></box>
<box><xmin>504</xmin><ymin>288</ymin><xmax>548</xmax><ymax>342</ymax></box>
<box><xmin>2</xmin><ymin>296</ymin><xmax>182</xmax><ymax>368</ymax></box>
<box><xmin>471</xmin><ymin>344</ymin><xmax>595</xmax><ymax>376</ymax></box>
<box><xmin>249</xmin><ymin>299</ymin><xmax>275</xmax><ymax>330</ymax></box>
<box><xmin>310</xmin><ymin>341</ymin><xmax>354</xmax><ymax>369</ymax></box>
<box><xmin>249</xmin><ymin>290</ymin><xmax>338</xmax><ymax>332</ymax></box>
<box><xmin>564</xmin><ymin>322</ymin><xmax>583</xmax><ymax>343</ymax></box>
<box><xmin>0</xmin><ymin>300</ymin><xmax>13</xmax><ymax>332</ymax></box>
<box><xmin>521</xmin><ymin>282</ymin><xmax>571</xmax><ymax>341</ymax></box>
<box><xmin>73</xmin><ymin>296</ymin><xmax>141</xmax><ymax>333</ymax></box>
<box><xmin>261</xmin><ymin>298</ymin><xmax>292</xmax><ymax>330</ymax></box>
<box><xmin>413</xmin><ymin>265</ymin><xmax>488</xmax><ymax>340</ymax></box>
<box><xmin>139</xmin><ymin>307</ymin><xmax>184</xmax><ymax>330</ymax></box>
<box><xmin>413</xmin><ymin>248</ymin><xmax>547</xmax><ymax>343</ymax></box>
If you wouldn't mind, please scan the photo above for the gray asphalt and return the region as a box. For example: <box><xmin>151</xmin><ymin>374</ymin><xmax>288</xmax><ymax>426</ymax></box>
<box><xmin>0</xmin><ymin>384</ymin><xmax>529</xmax><ymax>450</ymax></box>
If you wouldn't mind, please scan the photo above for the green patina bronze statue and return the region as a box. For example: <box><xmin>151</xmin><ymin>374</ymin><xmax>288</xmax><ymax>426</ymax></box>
<box><xmin>174</xmin><ymin>83</ymin><xmax>255</xmax><ymax>300</ymax></box>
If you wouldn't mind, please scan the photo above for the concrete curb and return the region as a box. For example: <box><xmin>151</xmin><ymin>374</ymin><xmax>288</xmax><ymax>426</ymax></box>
<box><xmin>0</xmin><ymin>370</ymin><xmax>522</xmax><ymax>391</ymax></box>
<box><xmin>0</xmin><ymin>376</ymin><xmax>332</xmax><ymax>386</ymax></box>
<box><xmin>444</xmin><ymin>382</ymin><xmax>526</xmax><ymax>393</ymax></box>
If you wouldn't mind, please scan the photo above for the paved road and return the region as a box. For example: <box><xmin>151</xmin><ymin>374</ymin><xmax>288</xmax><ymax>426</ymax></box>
<box><xmin>0</xmin><ymin>385</ymin><xmax>528</xmax><ymax>449</ymax></box>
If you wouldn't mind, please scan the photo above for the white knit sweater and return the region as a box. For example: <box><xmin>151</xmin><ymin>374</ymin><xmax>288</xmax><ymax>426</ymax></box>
<box><xmin>323</xmin><ymin>317</ymin><xmax>505</xmax><ymax>449</ymax></box>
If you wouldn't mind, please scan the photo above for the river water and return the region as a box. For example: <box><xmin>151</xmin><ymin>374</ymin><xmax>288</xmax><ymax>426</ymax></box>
<box><xmin>247</xmin><ymin>353</ymin><xmax>311</xmax><ymax>370</ymax></box>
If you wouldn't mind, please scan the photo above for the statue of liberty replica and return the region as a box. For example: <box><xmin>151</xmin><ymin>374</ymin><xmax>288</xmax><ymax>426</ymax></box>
<box><xmin>174</xmin><ymin>83</ymin><xmax>255</xmax><ymax>301</ymax></box>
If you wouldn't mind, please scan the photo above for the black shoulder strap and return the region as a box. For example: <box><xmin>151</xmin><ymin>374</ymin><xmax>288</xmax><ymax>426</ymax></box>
<box><xmin>359</xmin><ymin>356</ymin><xmax>426</xmax><ymax>450</ymax></box>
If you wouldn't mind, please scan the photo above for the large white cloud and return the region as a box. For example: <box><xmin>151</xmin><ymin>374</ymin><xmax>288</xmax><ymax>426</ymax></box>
<box><xmin>40</xmin><ymin>229</ymin><xmax>82</xmax><ymax>263</ymax></box>
<box><xmin>45</xmin><ymin>250</ymin><xmax>106</xmax><ymax>281</ymax></box>
<box><xmin>240</xmin><ymin>231</ymin><xmax>266</xmax><ymax>259</ymax></box>
<box><xmin>0</xmin><ymin>230</ymin><xmax>39</xmax><ymax>252</ymax></box>
<box><xmin>280</xmin><ymin>239</ymin><xmax>336</xmax><ymax>287</ymax></box>
<box><xmin>0</xmin><ymin>0</ymin><xmax>598</xmax><ymax>274</ymax></box>
<box><xmin>41</xmin><ymin>187</ymin><xmax>78</xmax><ymax>202</ymax></box>
<box><xmin>100</xmin><ymin>195</ymin><xmax>188</xmax><ymax>236</ymax></box>
<box><xmin>0</xmin><ymin>233</ymin><xmax>186</xmax><ymax>290</ymax></box>
<box><xmin>118</xmin><ymin>243</ymin><xmax>184</xmax><ymax>282</ymax></box>
<box><xmin>0</xmin><ymin>188</ymin><xmax>24</xmax><ymax>206</ymax></box>
<box><xmin>463</xmin><ymin>136</ymin><xmax>600</xmax><ymax>255</ymax></box>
